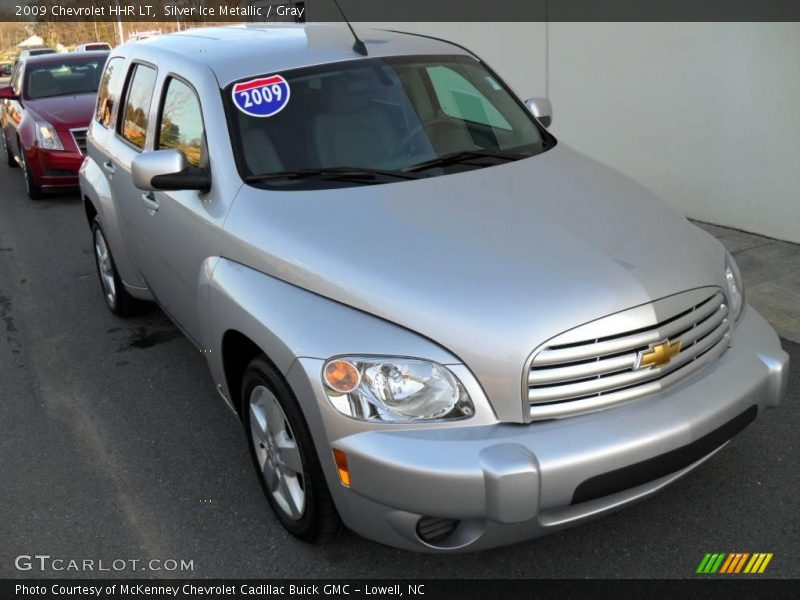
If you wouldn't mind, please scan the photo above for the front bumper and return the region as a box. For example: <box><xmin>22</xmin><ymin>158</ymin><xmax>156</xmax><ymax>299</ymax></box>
<box><xmin>27</xmin><ymin>146</ymin><xmax>83</xmax><ymax>188</ymax></box>
<box><xmin>288</xmin><ymin>306</ymin><xmax>788</xmax><ymax>551</ymax></box>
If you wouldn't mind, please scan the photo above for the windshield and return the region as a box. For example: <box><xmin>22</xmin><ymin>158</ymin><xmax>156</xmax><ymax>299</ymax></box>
<box><xmin>225</xmin><ymin>55</ymin><xmax>554</xmax><ymax>189</ymax></box>
<box><xmin>24</xmin><ymin>57</ymin><xmax>106</xmax><ymax>100</ymax></box>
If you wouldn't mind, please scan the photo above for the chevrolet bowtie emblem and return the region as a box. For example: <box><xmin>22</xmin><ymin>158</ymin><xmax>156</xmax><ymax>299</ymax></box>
<box><xmin>637</xmin><ymin>339</ymin><xmax>682</xmax><ymax>369</ymax></box>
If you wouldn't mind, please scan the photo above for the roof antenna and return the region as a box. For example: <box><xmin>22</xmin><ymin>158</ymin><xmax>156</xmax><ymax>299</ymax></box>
<box><xmin>331</xmin><ymin>0</ymin><xmax>367</xmax><ymax>56</ymax></box>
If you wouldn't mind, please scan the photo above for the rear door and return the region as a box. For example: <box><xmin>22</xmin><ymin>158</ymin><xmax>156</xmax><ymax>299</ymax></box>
<box><xmin>86</xmin><ymin>55</ymin><xmax>147</xmax><ymax>289</ymax></box>
<box><xmin>104</xmin><ymin>62</ymin><xmax>159</xmax><ymax>286</ymax></box>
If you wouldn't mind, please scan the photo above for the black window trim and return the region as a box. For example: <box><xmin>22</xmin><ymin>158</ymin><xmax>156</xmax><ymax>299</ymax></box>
<box><xmin>116</xmin><ymin>59</ymin><xmax>159</xmax><ymax>153</ymax></box>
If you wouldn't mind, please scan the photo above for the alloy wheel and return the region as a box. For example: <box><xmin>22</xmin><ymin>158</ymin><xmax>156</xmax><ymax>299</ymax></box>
<box><xmin>248</xmin><ymin>385</ymin><xmax>306</xmax><ymax>520</ymax></box>
<box><xmin>94</xmin><ymin>228</ymin><xmax>117</xmax><ymax>309</ymax></box>
<box><xmin>20</xmin><ymin>151</ymin><xmax>29</xmax><ymax>191</ymax></box>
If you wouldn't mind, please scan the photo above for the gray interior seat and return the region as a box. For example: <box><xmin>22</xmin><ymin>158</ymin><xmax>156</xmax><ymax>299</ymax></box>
<box><xmin>29</xmin><ymin>70</ymin><xmax>56</xmax><ymax>97</ymax></box>
<box><xmin>312</xmin><ymin>77</ymin><xmax>396</xmax><ymax>168</ymax></box>
<box><xmin>241</xmin><ymin>126</ymin><xmax>284</xmax><ymax>175</ymax></box>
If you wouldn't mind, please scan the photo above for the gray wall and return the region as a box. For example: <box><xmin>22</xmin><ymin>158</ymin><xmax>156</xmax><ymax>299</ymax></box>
<box><xmin>369</xmin><ymin>22</ymin><xmax>800</xmax><ymax>243</ymax></box>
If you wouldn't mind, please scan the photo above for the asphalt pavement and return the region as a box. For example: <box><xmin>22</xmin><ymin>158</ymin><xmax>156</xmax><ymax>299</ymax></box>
<box><xmin>0</xmin><ymin>163</ymin><xmax>798</xmax><ymax>579</ymax></box>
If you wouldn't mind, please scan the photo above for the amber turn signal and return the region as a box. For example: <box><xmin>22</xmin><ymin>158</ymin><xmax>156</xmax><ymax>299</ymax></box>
<box><xmin>332</xmin><ymin>448</ymin><xmax>351</xmax><ymax>487</ymax></box>
<box><xmin>323</xmin><ymin>359</ymin><xmax>361</xmax><ymax>393</ymax></box>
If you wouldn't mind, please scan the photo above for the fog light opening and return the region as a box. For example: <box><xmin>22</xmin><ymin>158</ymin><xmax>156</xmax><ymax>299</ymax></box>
<box><xmin>416</xmin><ymin>516</ymin><xmax>460</xmax><ymax>545</ymax></box>
<box><xmin>332</xmin><ymin>448</ymin><xmax>350</xmax><ymax>487</ymax></box>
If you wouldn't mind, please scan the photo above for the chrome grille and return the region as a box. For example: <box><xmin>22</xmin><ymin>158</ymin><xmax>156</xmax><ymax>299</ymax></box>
<box><xmin>526</xmin><ymin>288</ymin><xmax>731</xmax><ymax>421</ymax></box>
<box><xmin>71</xmin><ymin>128</ymin><xmax>88</xmax><ymax>155</ymax></box>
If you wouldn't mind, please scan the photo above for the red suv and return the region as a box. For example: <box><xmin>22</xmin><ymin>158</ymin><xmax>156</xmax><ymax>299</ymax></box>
<box><xmin>0</xmin><ymin>51</ymin><xmax>108</xmax><ymax>198</ymax></box>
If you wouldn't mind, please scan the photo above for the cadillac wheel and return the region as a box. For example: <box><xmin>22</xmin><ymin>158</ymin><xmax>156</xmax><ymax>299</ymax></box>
<box><xmin>19</xmin><ymin>148</ymin><xmax>43</xmax><ymax>200</ymax></box>
<box><xmin>242</xmin><ymin>357</ymin><xmax>340</xmax><ymax>542</ymax></box>
<box><xmin>2</xmin><ymin>132</ymin><xmax>17</xmax><ymax>168</ymax></box>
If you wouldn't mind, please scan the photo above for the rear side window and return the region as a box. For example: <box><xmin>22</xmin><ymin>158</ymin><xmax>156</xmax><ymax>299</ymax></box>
<box><xmin>157</xmin><ymin>78</ymin><xmax>205</xmax><ymax>168</ymax></box>
<box><xmin>95</xmin><ymin>57</ymin><xmax>125</xmax><ymax>128</ymax></box>
<box><xmin>120</xmin><ymin>64</ymin><xmax>157</xmax><ymax>149</ymax></box>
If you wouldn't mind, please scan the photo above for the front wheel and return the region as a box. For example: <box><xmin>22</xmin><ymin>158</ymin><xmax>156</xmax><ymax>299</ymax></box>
<box><xmin>91</xmin><ymin>219</ymin><xmax>142</xmax><ymax>317</ymax></box>
<box><xmin>20</xmin><ymin>148</ymin><xmax>43</xmax><ymax>199</ymax></box>
<box><xmin>242</xmin><ymin>356</ymin><xmax>341</xmax><ymax>543</ymax></box>
<box><xmin>2</xmin><ymin>132</ymin><xmax>18</xmax><ymax>168</ymax></box>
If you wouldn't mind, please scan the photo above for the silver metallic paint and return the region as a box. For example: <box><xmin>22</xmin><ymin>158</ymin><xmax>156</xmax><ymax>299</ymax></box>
<box><xmin>524</xmin><ymin>96</ymin><xmax>553</xmax><ymax>128</ymax></box>
<box><xmin>79</xmin><ymin>24</ymin><xmax>789</xmax><ymax>552</ymax></box>
<box><xmin>131</xmin><ymin>149</ymin><xmax>187</xmax><ymax>191</ymax></box>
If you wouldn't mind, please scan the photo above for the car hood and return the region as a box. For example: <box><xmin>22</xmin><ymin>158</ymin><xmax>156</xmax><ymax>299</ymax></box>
<box><xmin>24</xmin><ymin>93</ymin><xmax>96</xmax><ymax>128</ymax></box>
<box><xmin>224</xmin><ymin>143</ymin><xmax>727</xmax><ymax>421</ymax></box>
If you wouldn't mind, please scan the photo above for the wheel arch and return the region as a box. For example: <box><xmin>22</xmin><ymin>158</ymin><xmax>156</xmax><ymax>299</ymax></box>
<box><xmin>205</xmin><ymin>258</ymin><xmax>460</xmax><ymax>418</ymax></box>
<box><xmin>17</xmin><ymin>118</ymin><xmax>36</xmax><ymax>150</ymax></box>
<box><xmin>84</xmin><ymin>194</ymin><xmax>98</xmax><ymax>227</ymax></box>
<box><xmin>79</xmin><ymin>155</ymin><xmax>148</xmax><ymax>293</ymax></box>
<box><xmin>221</xmin><ymin>329</ymin><xmax>285</xmax><ymax>416</ymax></box>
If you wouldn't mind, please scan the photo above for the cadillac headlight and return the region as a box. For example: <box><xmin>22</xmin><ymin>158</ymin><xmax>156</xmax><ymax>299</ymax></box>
<box><xmin>725</xmin><ymin>251</ymin><xmax>745</xmax><ymax>320</ymax></box>
<box><xmin>322</xmin><ymin>356</ymin><xmax>474</xmax><ymax>422</ymax></box>
<box><xmin>36</xmin><ymin>121</ymin><xmax>63</xmax><ymax>151</ymax></box>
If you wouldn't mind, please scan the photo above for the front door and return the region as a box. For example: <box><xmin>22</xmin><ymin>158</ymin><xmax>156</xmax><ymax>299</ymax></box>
<box><xmin>133</xmin><ymin>76</ymin><xmax>218</xmax><ymax>344</ymax></box>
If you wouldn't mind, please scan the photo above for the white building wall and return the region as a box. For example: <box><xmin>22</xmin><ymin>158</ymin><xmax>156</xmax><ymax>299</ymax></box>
<box><xmin>367</xmin><ymin>23</ymin><xmax>549</xmax><ymax>99</ymax></box>
<box><xmin>376</xmin><ymin>22</ymin><xmax>800</xmax><ymax>243</ymax></box>
<box><xmin>548</xmin><ymin>23</ymin><xmax>800</xmax><ymax>244</ymax></box>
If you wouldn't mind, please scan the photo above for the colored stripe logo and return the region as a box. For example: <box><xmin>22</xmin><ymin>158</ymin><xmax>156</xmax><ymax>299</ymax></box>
<box><xmin>697</xmin><ymin>552</ymin><xmax>773</xmax><ymax>574</ymax></box>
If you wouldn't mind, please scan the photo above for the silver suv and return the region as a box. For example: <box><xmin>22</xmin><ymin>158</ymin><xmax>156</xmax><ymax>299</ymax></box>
<box><xmin>79</xmin><ymin>24</ymin><xmax>788</xmax><ymax>552</ymax></box>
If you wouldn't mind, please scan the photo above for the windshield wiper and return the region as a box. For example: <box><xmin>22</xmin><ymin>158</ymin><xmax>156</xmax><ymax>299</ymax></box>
<box><xmin>401</xmin><ymin>149</ymin><xmax>529</xmax><ymax>173</ymax></box>
<box><xmin>246</xmin><ymin>167</ymin><xmax>420</xmax><ymax>183</ymax></box>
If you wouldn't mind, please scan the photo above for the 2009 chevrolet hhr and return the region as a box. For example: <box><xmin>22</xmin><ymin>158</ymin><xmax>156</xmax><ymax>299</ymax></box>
<box><xmin>80</xmin><ymin>24</ymin><xmax>789</xmax><ymax>551</ymax></box>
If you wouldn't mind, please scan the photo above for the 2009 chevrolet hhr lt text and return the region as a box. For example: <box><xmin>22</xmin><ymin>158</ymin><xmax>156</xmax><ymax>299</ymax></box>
<box><xmin>79</xmin><ymin>24</ymin><xmax>789</xmax><ymax>552</ymax></box>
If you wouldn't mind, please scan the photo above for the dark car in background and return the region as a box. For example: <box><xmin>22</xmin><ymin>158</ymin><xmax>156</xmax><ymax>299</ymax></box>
<box><xmin>18</xmin><ymin>48</ymin><xmax>57</xmax><ymax>61</ymax></box>
<box><xmin>76</xmin><ymin>42</ymin><xmax>113</xmax><ymax>52</ymax></box>
<box><xmin>0</xmin><ymin>63</ymin><xmax>12</xmax><ymax>77</ymax></box>
<box><xmin>0</xmin><ymin>51</ymin><xmax>108</xmax><ymax>198</ymax></box>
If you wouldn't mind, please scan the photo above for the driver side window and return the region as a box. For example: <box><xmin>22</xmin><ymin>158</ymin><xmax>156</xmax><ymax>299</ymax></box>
<box><xmin>157</xmin><ymin>78</ymin><xmax>205</xmax><ymax>168</ymax></box>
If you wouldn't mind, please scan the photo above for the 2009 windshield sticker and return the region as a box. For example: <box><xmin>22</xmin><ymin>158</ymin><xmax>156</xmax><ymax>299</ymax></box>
<box><xmin>232</xmin><ymin>75</ymin><xmax>290</xmax><ymax>118</ymax></box>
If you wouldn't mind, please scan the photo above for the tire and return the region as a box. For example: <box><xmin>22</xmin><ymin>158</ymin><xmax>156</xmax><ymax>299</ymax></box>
<box><xmin>91</xmin><ymin>218</ymin><xmax>142</xmax><ymax>317</ymax></box>
<box><xmin>2</xmin><ymin>132</ymin><xmax>17</xmax><ymax>168</ymax></box>
<box><xmin>20</xmin><ymin>147</ymin><xmax>44</xmax><ymax>200</ymax></box>
<box><xmin>242</xmin><ymin>356</ymin><xmax>341</xmax><ymax>543</ymax></box>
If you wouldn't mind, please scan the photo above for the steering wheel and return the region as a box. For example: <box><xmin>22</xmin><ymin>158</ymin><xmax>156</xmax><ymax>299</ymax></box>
<box><xmin>395</xmin><ymin>117</ymin><xmax>462</xmax><ymax>158</ymax></box>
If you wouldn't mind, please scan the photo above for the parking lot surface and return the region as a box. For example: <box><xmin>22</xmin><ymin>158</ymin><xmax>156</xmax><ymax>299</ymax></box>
<box><xmin>0</xmin><ymin>166</ymin><xmax>797</xmax><ymax>578</ymax></box>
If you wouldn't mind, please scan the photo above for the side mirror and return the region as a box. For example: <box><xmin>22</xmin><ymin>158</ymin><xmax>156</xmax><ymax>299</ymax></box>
<box><xmin>132</xmin><ymin>149</ymin><xmax>210</xmax><ymax>192</ymax></box>
<box><xmin>524</xmin><ymin>97</ymin><xmax>553</xmax><ymax>129</ymax></box>
<box><xmin>0</xmin><ymin>85</ymin><xmax>18</xmax><ymax>100</ymax></box>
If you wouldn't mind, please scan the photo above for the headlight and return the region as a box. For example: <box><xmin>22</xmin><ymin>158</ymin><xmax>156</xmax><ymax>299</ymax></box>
<box><xmin>35</xmin><ymin>121</ymin><xmax>63</xmax><ymax>151</ymax></box>
<box><xmin>725</xmin><ymin>251</ymin><xmax>745</xmax><ymax>320</ymax></box>
<box><xmin>322</xmin><ymin>356</ymin><xmax>474</xmax><ymax>422</ymax></box>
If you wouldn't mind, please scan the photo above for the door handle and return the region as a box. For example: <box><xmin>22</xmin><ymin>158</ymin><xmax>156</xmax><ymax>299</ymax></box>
<box><xmin>140</xmin><ymin>191</ymin><xmax>159</xmax><ymax>213</ymax></box>
<box><xmin>102</xmin><ymin>160</ymin><xmax>115</xmax><ymax>175</ymax></box>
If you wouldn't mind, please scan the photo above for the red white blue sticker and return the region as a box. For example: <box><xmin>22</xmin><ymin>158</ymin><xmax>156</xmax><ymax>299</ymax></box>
<box><xmin>232</xmin><ymin>75</ymin><xmax>290</xmax><ymax>118</ymax></box>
